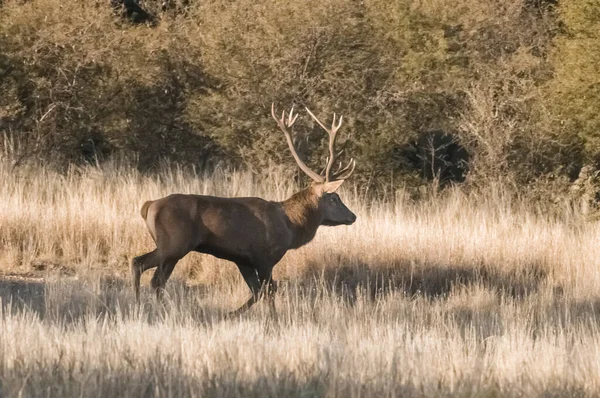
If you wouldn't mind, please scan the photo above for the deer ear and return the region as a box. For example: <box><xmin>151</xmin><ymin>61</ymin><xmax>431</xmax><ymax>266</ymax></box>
<box><xmin>319</xmin><ymin>179</ymin><xmax>345</xmax><ymax>194</ymax></box>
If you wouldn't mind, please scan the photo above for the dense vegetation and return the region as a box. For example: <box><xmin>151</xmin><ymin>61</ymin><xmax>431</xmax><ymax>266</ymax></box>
<box><xmin>0</xmin><ymin>0</ymin><xmax>597</xmax><ymax>192</ymax></box>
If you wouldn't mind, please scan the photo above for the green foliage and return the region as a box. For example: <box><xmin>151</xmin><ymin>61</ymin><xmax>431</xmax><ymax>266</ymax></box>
<box><xmin>183</xmin><ymin>0</ymin><xmax>389</xmax><ymax>178</ymax></box>
<box><xmin>0</xmin><ymin>0</ymin><xmax>582</xmax><ymax>191</ymax></box>
<box><xmin>546</xmin><ymin>0</ymin><xmax>600</xmax><ymax>165</ymax></box>
<box><xmin>0</xmin><ymin>0</ymin><xmax>216</xmax><ymax>168</ymax></box>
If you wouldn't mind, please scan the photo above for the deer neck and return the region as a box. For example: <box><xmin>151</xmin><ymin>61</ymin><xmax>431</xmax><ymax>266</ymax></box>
<box><xmin>281</xmin><ymin>187</ymin><xmax>323</xmax><ymax>249</ymax></box>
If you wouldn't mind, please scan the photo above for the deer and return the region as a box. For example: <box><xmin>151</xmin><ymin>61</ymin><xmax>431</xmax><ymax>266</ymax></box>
<box><xmin>130</xmin><ymin>103</ymin><xmax>357</xmax><ymax>315</ymax></box>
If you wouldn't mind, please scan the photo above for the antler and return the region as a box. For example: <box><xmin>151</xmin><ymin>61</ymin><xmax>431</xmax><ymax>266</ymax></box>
<box><xmin>305</xmin><ymin>107</ymin><xmax>355</xmax><ymax>182</ymax></box>
<box><xmin>271</xmin><ymin>104</ymin><xmax>325</xmax><ymax>183</ymax></box>
<box><xmin>331</xmin><ymin>158</ymin><xmax>356</xmax><ymax>180</ymax></box>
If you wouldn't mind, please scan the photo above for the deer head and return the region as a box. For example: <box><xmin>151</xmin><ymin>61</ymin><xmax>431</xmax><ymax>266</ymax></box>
<box><xmin>272</xmin><ymin>103</ymin><xmax>356</xmax><ymax>226</ymax></box>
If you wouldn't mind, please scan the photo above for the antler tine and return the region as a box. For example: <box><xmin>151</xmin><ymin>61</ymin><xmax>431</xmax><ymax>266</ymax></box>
<box><xmin>287</xmin><ymin>105</ymin><xmax>299</xmax><ymax>126</ymax></box>
<box><xmin>319</xmin><ymin>150</ymin><xmax>345</xmax><ymax>176</ymax></box>
<box><xmin>333</xmin><ymin>158</ymin><xmax>356</xmax><ymax>180</ymax></box>
<box><xmin>271</xmin><ymin>103</ymin><xmax>324</xmax><ymax>183</ymax></box>
<box><xmin>319</xmin><ymin>159</ymin><xmax>328</xmax><ymax>177</ymax></box>
<box><xmin>306</xmin><ymin>107</ymin><xmax>343</xmax><ymax>182</ymax></box>
<box><xmin>305</xmin><ymin>107</ymin><xmax>328</xmax><ymax>132</ymax></box>
<box><xmin>331</xmin><ymin>113</ymin><xmax>343</xmax><ymax>134</ymax></box>
<box><xmin>324</xmin><ymin>114</ymin><xmax>342</xmax><ymax>182</ymax></box>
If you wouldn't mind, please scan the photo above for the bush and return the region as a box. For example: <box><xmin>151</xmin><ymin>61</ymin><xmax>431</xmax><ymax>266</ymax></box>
<box><xmin>0</xmin><ymin>0</ymin><xmax>217</xmax><ymax>169</ymax></box>
<box><xmin>0</xmin><ymin>0</ymin><xmax>574</xmax><ymax>192</ymax></box>
<box><xmin>545</xmin><ymin>0</ymin><xmax>600</xmax><ymax>167</ymax></box>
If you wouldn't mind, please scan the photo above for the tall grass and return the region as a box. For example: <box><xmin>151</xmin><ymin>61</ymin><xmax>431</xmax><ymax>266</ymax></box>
<box><xmin>2</xmin><ymin>159</ymin><xmax>600</xmax><ymax>396</ymax></box>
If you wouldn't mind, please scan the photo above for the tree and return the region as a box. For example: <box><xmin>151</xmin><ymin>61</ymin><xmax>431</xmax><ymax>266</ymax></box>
<box><xmin>547</xmin><ymin>0</ymin><xmax>600</xmax><ymax>165</ymax></box>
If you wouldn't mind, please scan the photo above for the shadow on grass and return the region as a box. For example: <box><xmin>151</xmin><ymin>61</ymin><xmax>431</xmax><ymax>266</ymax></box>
<box><xmin>297</xmin><ymin>256</ymin><xmax>549</xmax><ymax>302</ymax></box>
<box><xmin>3</xmin><ymin>259</ymin><xmax>600</xmax><ymax>334</ymax></box>
<box><xmin>0</xmin><ymin>277</ymin><xmax>47</xmax><ymax>316</ymax></box>
<box><xmin>1</xmin><ymin>363</ymin><xmax>593</xmax><ymax>398</ymax></box>
<box><xmin>0</xmin><ymin>365</ymin><xmax>429</xmax><ymax>398</ymax></box>
<box><xmin>0</xmin><ymin>258</ymin><xmax>550</xmax><ymax>321</ymax></box>
<box><xmin>0</xmin><ymin>275</ymin><xmax>227</xmax><ymax>325</ymax></box>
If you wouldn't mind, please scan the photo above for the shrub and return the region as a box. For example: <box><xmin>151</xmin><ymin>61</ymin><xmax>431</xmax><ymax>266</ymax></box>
<box><xmin>545</xmin><ymin>0</ymin><xmax>600</xmax><ymax>167</ymax></box>
<box><xmin>0</xmin><ymin>0</ymin><xmax>571</xmax><ymax>192</ymax></box>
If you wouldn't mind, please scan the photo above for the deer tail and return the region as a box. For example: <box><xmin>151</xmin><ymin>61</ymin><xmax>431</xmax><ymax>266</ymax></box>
<box><xmin>140</xmin><ymin>201</ymin><xmax>153</xmax><ymax>220</ymax></box>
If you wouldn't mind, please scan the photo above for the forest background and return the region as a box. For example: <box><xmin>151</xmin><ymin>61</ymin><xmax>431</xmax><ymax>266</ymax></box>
<box><xmin>2</xmin><ymin>0</ymin><xmax>598</xmax><ymax>199</ymax></box>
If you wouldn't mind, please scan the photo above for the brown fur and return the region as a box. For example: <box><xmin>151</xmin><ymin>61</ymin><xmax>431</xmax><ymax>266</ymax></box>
<box><xmin>281</xmin><ymin>187</ymin><xmax>322</xmax><ymax>249</ymax></box>
<box><xmin>131</xmin><ymin>183</ymin><xmax>356</xmax><ymax>314</ymax></box>
<box><xmin>282</xmin><ymin>187</ymin><xmax>319</xmax><ymax>225</ymax></box>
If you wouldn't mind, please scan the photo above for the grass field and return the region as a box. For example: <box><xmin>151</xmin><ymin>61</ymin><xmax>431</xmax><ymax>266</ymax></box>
<box><xmin>2</xmin><ymin>160</ymin><xmax>600</xmax><ymax>397</ymax></box>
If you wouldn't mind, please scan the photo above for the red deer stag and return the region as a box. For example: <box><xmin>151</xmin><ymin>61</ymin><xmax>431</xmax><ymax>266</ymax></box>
<box><xmin>131</xmin><ymin>104</ymin><xmax>356</xmax><ymax>314</ymax></box>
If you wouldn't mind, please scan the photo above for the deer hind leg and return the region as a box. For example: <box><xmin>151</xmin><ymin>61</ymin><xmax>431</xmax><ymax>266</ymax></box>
<box><xmin>131</xmin><ymin>250</ymin><xmax>160</xmax><ymax>303</ymax></box>
<box><xmin>151</xmin><ymin>256</ymin><xmax>182</xmax><ymax>301</ymax></box>
<box><xmin>230</xmin><ymin>263</ymin><xmax>262</xmax><ymax>316</ymax></box>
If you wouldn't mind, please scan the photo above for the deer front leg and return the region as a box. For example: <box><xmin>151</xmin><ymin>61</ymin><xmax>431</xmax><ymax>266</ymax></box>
<box><xmin>258</xmin><ymin>268</ymin><xmax>278</xmax><ymax>321</ymax></box>
<box><xmin>230</xmin><ymin>263</ymin><xmax>262</xmax><ymax>316</ymax></box>
<box><xmin>265</xmin><ymin>279</ymin><xmax>278</xmax><ymax>321</ymax></box>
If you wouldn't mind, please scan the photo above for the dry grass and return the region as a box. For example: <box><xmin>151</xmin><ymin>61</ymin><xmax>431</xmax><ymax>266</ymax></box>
<box><xmin>2</xmin><ymin>159</ymin><xmax>600</xmax><ymax>396</ymax></box>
